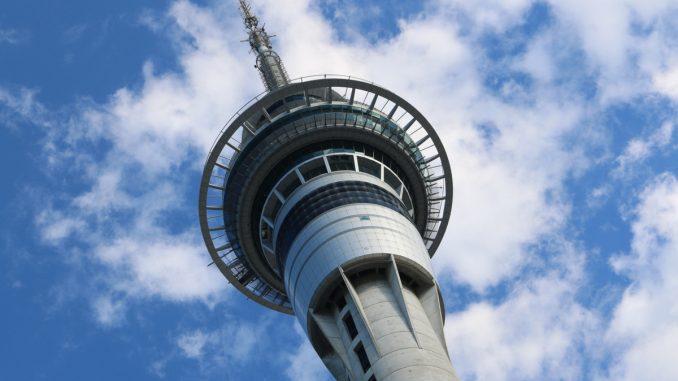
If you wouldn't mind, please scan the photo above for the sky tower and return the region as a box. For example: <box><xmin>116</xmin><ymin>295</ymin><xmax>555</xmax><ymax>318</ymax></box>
<box><xmin>199</xmin><ymin>1</ymin><xmax>458</xmax><ymax>380</ymax></box>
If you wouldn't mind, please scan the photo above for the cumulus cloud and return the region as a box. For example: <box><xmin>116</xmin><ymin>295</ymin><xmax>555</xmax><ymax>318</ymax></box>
<box><xmin>0</xmin><ymin>86</ymin><xmax>50</xmax><ymax>130</ymax></box>
<box><xmin>172</xmin><ymin>317</ymin><xmax>266</xmax><ymax>376</ymax></box>
<box><xmin>614</xmin><ymin>122</ymin><xmax>675</xmax><ymax>178</ymax></box>
<box><xmin>601</xmin><ymin>173</ymin><xmax>678</xmax><ymax>381</ymax></box>
<box><xmin>177</xmin><ymin>330</ymin><xmax>210</xmax><ymax>359</ymax></box>
<box><xmin>285</xmin><ymin>325</ymin><xmax>332</xmax><ymax>381</ymax></box>
<box><xmin>32</xmin><ymin>1</ymin><xmax>257</xmax><ymax>319</ymax></box>
<box><xmin>653</xmin><ymin>65</ymin><xmax>678</xmax><ymax>100</ymax></box>
<box><xmin>93</xmin><ymin>295</ymin><xmax>127</xmax><ymax>327</ymax></box>
<box><xmin>445</xmin><ymin>245</ymin><xmax>599</xmax><ymax>381</ymax></box>
<box><xmin>0</xmin><ymin>27</ymin><xmax>25</xmax><ymax>45</ymax></box>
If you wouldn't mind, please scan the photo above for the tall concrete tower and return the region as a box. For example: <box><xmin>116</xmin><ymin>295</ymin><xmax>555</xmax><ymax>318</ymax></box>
<box><xmin>199</xmin><ymin>2</ymin><xmax>458</xmax><ymax>380</ymax></box>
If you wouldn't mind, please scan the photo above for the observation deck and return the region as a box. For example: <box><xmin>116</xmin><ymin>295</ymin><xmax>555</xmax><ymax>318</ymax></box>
<box><xmin>198</xmin><ymin>75</ymin><xmax>453</xmax><ymax>314</ymax></box>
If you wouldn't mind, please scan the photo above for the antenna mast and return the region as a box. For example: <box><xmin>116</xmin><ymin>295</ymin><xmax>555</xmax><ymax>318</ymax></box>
<box><xmin>238</xmin><ymin>0</ymin><xmax>290</xmax><ymax>91</ymax></box>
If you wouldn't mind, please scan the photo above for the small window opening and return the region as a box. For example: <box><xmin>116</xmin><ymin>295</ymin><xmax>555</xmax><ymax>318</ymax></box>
<box><xmin>327</xmin><ymin>155</ymin><xmax>356</xmax><ymax>171</ymax></box>
<box><xmin>354</xmin><ymin>343</ymin><xmax>371</xmax><ymax>372</ymax></box>
<box><xmin>335</xmin><ymin>294</ymin><xmax>347</xmax><ymax>310</ymax></box>
<box><xmin>299</xmin><ymin>157</ymin><xmax>327</xmax><ymax>181</ymax></box>
<box><xmin>402</xmin><ymin>191</ymin><xmax>413</xmax><ymax>214</ymax></box>
<box><xmin>357</xmin><ymin>156</ymin><xmax>381</xmax><ymax>178</ymax></box>
<box><xmin>263</xmin><ymin>197</ymin><xmax>282</xmax><ymax>221</ymax></box>
<box><xmin>343</xmin><ymin>313</ymin><xmax>358</xmax><ymax>340</ymax></box>
<box><xmin>383</xmin><ymin>168</ymin><xmax>403</xmax><ymax>194</ymax></box>
<box><xmin>277</xmin><ymin>172</ymin><xmax>302</xmax><ymax>198</ymax></box>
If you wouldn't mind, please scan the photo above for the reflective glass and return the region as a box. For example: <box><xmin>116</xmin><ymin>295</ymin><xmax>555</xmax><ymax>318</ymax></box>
<box><xmin>357</xmin><ymin>156</ymin><xmax>381</xmax><ymax>178</ymax></box>
<box><xmin>328</xmin><ymin>155</ymin><xmax>356</xmax><ymax>171</ymax></box>
<box><xmin>299</xmin><ymin>158</ymin><xmax>328</xmax><ymax>180</ymax></box>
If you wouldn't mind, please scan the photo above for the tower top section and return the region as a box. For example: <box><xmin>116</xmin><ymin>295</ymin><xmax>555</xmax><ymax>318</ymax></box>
<box><xmin>238</xmin><ymin>0</ymin><xmax>290</xmax><ymax>91</ymax></box>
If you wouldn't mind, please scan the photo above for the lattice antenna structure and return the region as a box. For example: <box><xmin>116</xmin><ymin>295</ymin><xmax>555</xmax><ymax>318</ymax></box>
<box><xmin>238</xmin><ymin>0</ymin><xmax>290</xmax><ymax>91</ymax></box>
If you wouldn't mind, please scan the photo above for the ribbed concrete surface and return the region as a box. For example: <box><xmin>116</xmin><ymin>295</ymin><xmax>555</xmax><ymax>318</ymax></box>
<box><xmin>355</xmin><ymin>279</ymin><xmax>459</xmax><ymax>381</ymax></box>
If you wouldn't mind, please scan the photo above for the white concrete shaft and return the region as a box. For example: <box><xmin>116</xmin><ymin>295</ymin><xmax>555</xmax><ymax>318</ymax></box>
<box><xmin>352</xmin><ymin>278</ymin><xmax>459</xmax><ymax>381</ymax></box>
<box><xmin>283</xmin><ymin>203</ymin><xmax>459</xmax><ymax>380</ymax></box>
<box><xmin>284</xmin><ymin>204</ymin><xmax>433</xmax><ymax>330</ymax></box>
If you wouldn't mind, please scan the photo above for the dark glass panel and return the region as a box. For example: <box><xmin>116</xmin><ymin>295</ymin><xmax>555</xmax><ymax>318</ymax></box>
<box><xmin>354</xmin><ymin>343</ymin><xmax>371</xmax><ymax>372</ymax></box>
<box><xmin>264</xmin><ymin>197</ymin><xmax>282</xmax><ymax>220</ymax></box>
<box><xmin>328</xmin><ymin>155</ymin><xmax>356</xmax><ymax>171</ymax></box>
<box><xmin>278</xmin><ymin>172</ymin><xmax>302</xmax><ymax>198</ymax></box>
<box><xmin>343</xmin><ymin>313</ymin><xmax>358</xmax><ymax>339</ymax></box>
<box><xmin>299</xmin><ymin>157</ymin><xmax>328</xmax><ymax>181</ymax></box>
<box><xmin>383</xmin><ymin>168</ymin><xmax>403</xmax><ymax>194</ymax></box>
<box><xmin>357</xmin><ymin>156</ymin><xmax>381</xmax><ymax>178</ymax></box>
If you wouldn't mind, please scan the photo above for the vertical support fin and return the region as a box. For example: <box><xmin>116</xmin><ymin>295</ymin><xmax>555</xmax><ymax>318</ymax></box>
<box><xmin>310</xmin><ymin>309</ymin><xmax>352</xmax><ymax>369</ymax></box>
<box><xmin>420</xmin><ymin>282</ymin><xmax>450</xmax><ymax>356</ymax></box>
<box><xmin>368</xmin><ymin>94</ymin><xmax>378</xmax><ymax>111</ymax></box>
<box><xmin>339</xmin><ymin>267</ymin><xmax>381</xmax><ymax>357</ymax></box>
<box><xmin>386</xmin><ymin>255</ymin><xmax>422</xmax><ymax>348</ymax></box>
<box><xmin>303</xmin><ymin>89</ymin><xmax>311</xmax><ymax>106</ymax></box>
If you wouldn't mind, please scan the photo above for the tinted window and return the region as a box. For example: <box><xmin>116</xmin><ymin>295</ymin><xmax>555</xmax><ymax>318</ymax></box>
<box><xmin>357</xmin><ymin>156</ymin><xmax>381</xmax><ymax>178</ymax></box>
<box><xmin>383</xmin><ymin>168</ymin><xmax>402</xmax><ymax>194</ymax></box>
<box><xmin>343</xmin><ymin>313</ymin><xmax>358</xmax><ymax>339</ymax></box>
<box><xmin>328</xmin><ymin>155</ymin><xmax>355</xmax><ymax>171</ymax></box>
<box><xmin>278</xmin><ymin>172</ymin><xmax>302</xmax><ymax>198</ymax></box>
<box><xmin>354</xmin><ymin>343</ymin><xmax>370</xmax><ymax>372</ymax></box>
<box><xmin>299</xmin><ymin>158</ymin><xmax>327</xmax><ymax>181</ymax></box>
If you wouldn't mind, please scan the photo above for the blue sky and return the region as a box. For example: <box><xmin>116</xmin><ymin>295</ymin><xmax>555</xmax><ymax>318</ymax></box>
<box><xmin>2</xmin><ymin>0</ymin><xmax>678</xmax><ymax>380</ymax></box>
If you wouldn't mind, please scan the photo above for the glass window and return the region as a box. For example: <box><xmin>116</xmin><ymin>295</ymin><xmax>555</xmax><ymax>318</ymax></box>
<box><xmin>354</xmin><ymin>343</ymin><xmax>370</xmax><ymax>372</ymax></box>
<box><xmin>357</xmin><ymin>157</ymin><xmax>381</xmax><ymax>178</ymax></box>
<box><xmin>277</xmin><ymin>172</ymin><xmax>302</xmax><ymax>198</ymax></box>
<box><xmin>335</xmin><ymin>294</ymin><xmax>346</xmax><ymax>310</ymax></box>
<box><xmin>260</xmin><ymin>222</ymin><xmax>273</xmax><ymax>246</ymax></box>
<box><xmin>403</xmin><ymin>190</ymin><xmax>413</xmax><ymax>213</ymax></box>
<box><xmin>343</xmin><ymin>313</ymin><xmax>358</xmax><ymax>339</ymax></box>
<box><xmin>299</xmin><ymin>158</ymin><xmax>327</xmax><ymax>181</ymax></box>
<box><xmin>328</xmin><ymin>155</ymin><xmax>356</xmax><ymax>171</ymax></box>
<box><xmin>264</xmin><ymin>197</ymin><xmax>282</xmax><ymax>220</ymax></box>
<box><xmin>383</xmin><ymin>168</ymin><xmax>403</xmax><ymax>194</ymax></box>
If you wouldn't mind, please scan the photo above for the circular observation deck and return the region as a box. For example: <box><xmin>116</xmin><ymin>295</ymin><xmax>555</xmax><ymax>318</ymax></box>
<box><xmin>199</xmin><ymin>75</ymin><xmax>453</xmax><ymax>314</ymax></box>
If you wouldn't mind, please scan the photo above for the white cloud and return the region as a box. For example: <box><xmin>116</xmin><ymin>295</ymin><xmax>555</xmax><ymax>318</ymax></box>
<box><xmin>285</xmin><ymin>325</ymin><xmax>332</xmax><ymax>381</ymax></box>
<box><xmin>548</xmin><ymin>0</ymin><xmax>678</xmax><ymax>102</ymax></box>
<box><xmin>32</xmin><ymin>1</ymin><xmax>255</xmax><ymax>319</ymax></box>
<box><xmin>35</xmin><ymin>208</ymin><xmax>85</xmax><ymax>244</ymax></box>
<box><xmin>174</xmin><ymin>318</ymin><xmax>266</xmax><ymax>374</ymax></box>
<box><xmin>177</xmin><ymin>330</ymin><xmax>210</xmax><ymax>359</ymax></box>
<box><xmin>93</xmin><ymin>295</ymin><xmax>127</xmax><ymax>327</ymax></box>
<box><xmin>0</xmin><ymin>27</ymin><xmax>24</xmax><ymax>45</ymax></box>
<box><xmin>601</xmin><ymin>173</ymin><xmax>678</xmax><ymax>381</ymax></box>
<box><xmin>436</xmin><ymin>0</ymin><xmax>534</xmax><ymax>31</ymax></box>
<box><xmin>0</xmin><ymin>86</ymin><xmax>49</xmax><ymax>129</ymax></box>
<box><xmin>614</xmin><ymin>122</ymin><xmax>675</xmax><ymax>178</ymax></box>
<box><xmin>445</xmin><ymin>247</ymin><xmax>599</xmax><ymax>381</ymax></box>
<box><xmin>653</xmin><ymin>65</ymin><xmax>678</xmax><ymax>100</ymax></box>
<box><xmin>95</xmin><ymin>235</ymin><xmax>224</xmax><ymax>302</ymax></box>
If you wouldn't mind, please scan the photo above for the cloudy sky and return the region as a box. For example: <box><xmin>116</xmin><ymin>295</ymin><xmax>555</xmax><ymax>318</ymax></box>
<box><xmin>2</xmin><ymin>0</ymin><xmax>678</xmax><ymax>380</ymax></box>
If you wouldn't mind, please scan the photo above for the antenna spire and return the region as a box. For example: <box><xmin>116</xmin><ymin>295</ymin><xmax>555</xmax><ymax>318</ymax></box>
<box><xmin>238</xmin><ymin>0</ymin><xmax>290</xmax><ymax>91</ymax></box>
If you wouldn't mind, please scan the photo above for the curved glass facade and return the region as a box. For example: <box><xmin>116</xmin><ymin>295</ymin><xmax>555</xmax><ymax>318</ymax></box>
<box><xmin>258</xmin><ymin>150</ymin><xmax>416</xmax><ymax>267</ymax></box>
<box><xmin>275</xmin><ymin>180</ymin><xmax>411</xmax><ymax>271</ymax></box>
